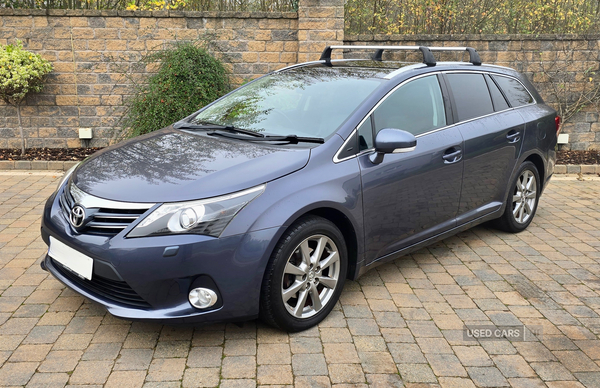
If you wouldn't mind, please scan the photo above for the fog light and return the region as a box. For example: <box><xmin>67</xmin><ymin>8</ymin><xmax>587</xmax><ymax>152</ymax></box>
<box><xmin>189</xmin><ymin>288</ymin><xmax>218</xmax><ymax>309</ymax></box>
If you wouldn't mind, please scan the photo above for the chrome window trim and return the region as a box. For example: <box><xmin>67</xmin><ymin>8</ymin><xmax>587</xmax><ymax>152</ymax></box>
<box><xmin>333</xmin><ymin>69</ymin><xmax>536</xmax><ymax>163</ymax></box>
<box><xmin>70</xmin><ymin>183</ymin><xmax>154</xmax><ymax>210</ymax></box>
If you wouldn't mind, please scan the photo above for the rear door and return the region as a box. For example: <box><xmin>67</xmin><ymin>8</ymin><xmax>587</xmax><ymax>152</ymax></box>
<box><xmin>444</xmin><ymin>72</ymin><xmax>525</xmax><ymax>224</ymax></box>
<box><xmin>359</xmin><ymin>74</ymin><xmax>464</xmax><ymax>263</ymax></box>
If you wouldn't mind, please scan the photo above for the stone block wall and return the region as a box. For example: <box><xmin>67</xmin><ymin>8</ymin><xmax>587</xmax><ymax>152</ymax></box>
<box><xmin>345</xmin><ymin>34</ymin><xmax>600</xmax><ymax>150</ymax></box>
<box><xmin>2</xmin><ymin>1</ymin><xmax>600</xmax><ymax>150</ymax></box>
<box><xmin>0</xmin><ymin>0</ymin><xmax>344</xmax><ymax>148</ymax></box>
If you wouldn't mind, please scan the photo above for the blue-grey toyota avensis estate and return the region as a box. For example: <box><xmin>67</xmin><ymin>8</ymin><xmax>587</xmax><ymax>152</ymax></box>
<box><xmin>41</xmin><ymin>46</ymin><xmax>558</xmax><ymax>331</ymax></box>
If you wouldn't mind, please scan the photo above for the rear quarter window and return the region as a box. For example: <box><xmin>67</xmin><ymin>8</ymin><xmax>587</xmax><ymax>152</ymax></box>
<box><xmin>491</xmin><ymin>75</ymin><xmax>534</xmax><ymax>107</ymax></box>
<box><xmin>445</xmin><ymin>73</ymin><xmax>494</xmax><ymax>122</ymax></box>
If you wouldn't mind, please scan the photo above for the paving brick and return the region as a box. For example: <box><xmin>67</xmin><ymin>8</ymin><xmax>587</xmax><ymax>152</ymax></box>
<box><xmin>358</xmin><ymin>351</ymin><xmax>396</xmax><ymax>374</ymax></box>
<box><xmin>105</xmin><ymin>370</ymin><xmax>146</xmax><ymax>388</ymax></box>
<box><xmin>224</xmin><ymin>338</ymin><xmax>256</xmax><ymax>356</ymax></box>
<box><xmin>146</xmin><ymin>358</ymin><xmax>186</xmax><ymax>382</ymax></box>
<box><xmin>292</xmin><ymin>353</ymin><xmax>328</xmax><ymax>376</ymax></box>
<box><xmin>181</xmin><ymin>367</ymin><xmax>220</xmax><ymax>388</ymax></box>
<box><xmin>257</xmin><ymin>364</ymin><xmax>293</xmax><ymax>385</ymax></box>
<box><xmin>82</xmin><ymin>342</ymin><xmax>121</xmax><ymax>361</ymax></box>
<box><xmin>290</xmin><ymin>336</ymin><xmax>322</xmax><ymax>353</ymax></box>
<box><xmin>257</xmin><ymin>342</ymin><xmax>291</xmax><ymax>364</ymax></box>
<box><xmin>25</xmin><ymin>372</ymin><xmax>70</xmax><ymax>388</ymax></box>
<box><xmin>0</xmin><ymin>361</ymin><xmax>38</xmax><ymax>386</ymax></box>
<box><xmin>530</xmin><ymin>362</ymin><xmax>576</xmax><ymax>381</ymax></box>
<box><xmin>8</xmin><ymin>343</ymin><xmax>51</xmax><ymax>362</ymax></box>
<box><xmin>38</xmin><ymin>350</ymin><xmax>82</xmax><ymax>372</ymax></box>
<box><xmin>397</xmin><ymin>363</ymin><xmax>437</xmax><ymax>383</ymax></box>
<box><xmin>222</xmin><ymin>356</ymin><xmax>256</xmax><ymax>379</ymax></box>
<box><xmin>323</xmin><ymin>342</ymin><xmax>359</xmax><ymax>364</ymax></box>
<box><xmin>328</xmin><ymin>363</ymin><xmax>364</xmax><ymax>384</ymax></box>
<box><xmin>114</xmin><ymin>348</ymin><xmax>154</xmax><ymax>371</ymax></box>
<box><xmin>68</xmin><ymin>360</ymin><xmax>113</xmax><ymax>385</ymax></box>
<box><xmin>467</xmin><ymin>366</ymin><xmax>510</xmax><ymax>387</ymax></box>
<box><xmin>186</xmin><ymin>346</ymin><xmax>222</xmax><ymax>368</ymax></box>
<box><xmin>492</xmin><ymin>354</ymin><xmax>537</xmax><ymax>378</ymax></box>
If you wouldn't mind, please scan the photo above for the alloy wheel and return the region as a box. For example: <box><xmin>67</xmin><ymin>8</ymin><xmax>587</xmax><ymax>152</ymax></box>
<box><xmin>512</xmin><ymin>169</ymin><xmax>537</xmax><ymax>224</ymax></box>
<box><xmin>280</xmin><ymin>234</ymin><xmax>341</xmax><ymax>319</ymax></box>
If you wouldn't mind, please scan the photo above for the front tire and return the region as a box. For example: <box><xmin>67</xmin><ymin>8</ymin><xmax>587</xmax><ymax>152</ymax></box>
<box><xmin>494</xmin><ymin>161</ymin><xmax>540</xmax><ymax>233</ymax></box>
<box><xmin>260</xmin><ymin>216</ymin><xmax>347</xmax><ymax>332</ymax></box>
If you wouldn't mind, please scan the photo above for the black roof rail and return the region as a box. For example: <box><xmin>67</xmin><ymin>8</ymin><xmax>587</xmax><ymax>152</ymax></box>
<box><xmin>319</xmin><ymin>45</ymin><xmax>482</xmax><ymax>66</ymax></box>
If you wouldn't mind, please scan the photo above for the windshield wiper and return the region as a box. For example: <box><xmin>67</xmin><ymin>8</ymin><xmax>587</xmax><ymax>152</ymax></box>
<box><xmin>208</xmin><ymin>131</ymin><xmax>324</xmax><ymax>144</ymax></box>
<box><xmin>174</xmin><ymin>122</ymin><xmax>264</xmax><ymax>137</ymax></box>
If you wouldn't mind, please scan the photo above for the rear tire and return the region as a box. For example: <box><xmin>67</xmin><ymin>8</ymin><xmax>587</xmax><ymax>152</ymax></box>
<box><xmin>260</xmin><ymin>216</ymin><xmax>347</xmax><ymax>332</ymax></box>
<box><xmin>494</xmin><ymin>161</ymin><xmax>540</xmax><ymax>233</ymax></box>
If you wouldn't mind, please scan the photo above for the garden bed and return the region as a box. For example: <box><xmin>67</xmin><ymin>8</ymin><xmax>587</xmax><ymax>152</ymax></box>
<box><xmin>0</xmin><ymin>148</ymin><xmax>103</xmax><ymax>161</ymax></box>
<box><xmin>1</xmin><ymin>148</ymin><xmax>600</xmax><ymax>165</ymax></box>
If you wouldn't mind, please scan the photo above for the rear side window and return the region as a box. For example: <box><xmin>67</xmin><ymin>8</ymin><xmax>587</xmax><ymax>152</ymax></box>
<box><xmin>446</xmin><ymin>73</ymin><xmax>494</xmax><ymax>122</ymax></box>
<box><xmin>373</xmin><ymin>75</ymin><xmax>446</xmax><ymax>136</ymax></box>
<box><xmin>485</xmin><ymin>75</ymin><xmax>509</xmax><ymax>112</ymax></box>
<box><xmin>492</xmin><ymin>75</ymin><xmax>534</xmax><ymax>107</ymax></box>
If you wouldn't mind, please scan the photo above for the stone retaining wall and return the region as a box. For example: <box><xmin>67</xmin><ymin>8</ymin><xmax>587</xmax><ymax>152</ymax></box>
<box><xmin>1</xmin><ymin>3</ymin><xmax>599</xmax><ymax>150</ymax></box>
<box><xmin>0</xmin><ymin>0</ymin><xmax>343</xmax><ymax>148</ymax></box>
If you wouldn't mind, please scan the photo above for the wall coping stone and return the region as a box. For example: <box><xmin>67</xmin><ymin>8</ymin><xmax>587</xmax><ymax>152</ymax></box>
<box><xmin>0</xmin><ymin>8</ymin><xmax>298</xmax><ymax>18</ymax></box>
<box><xmin>345</xmin><ymin>33</ymin><xmax>600</xmax><ymax>42</ymax></box>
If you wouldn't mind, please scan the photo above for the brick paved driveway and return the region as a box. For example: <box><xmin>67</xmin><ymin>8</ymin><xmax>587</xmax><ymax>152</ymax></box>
<box><xmin>1</xmin><ymin>171</ymin><xmax>599</xmax><ymax>388</ymax></box>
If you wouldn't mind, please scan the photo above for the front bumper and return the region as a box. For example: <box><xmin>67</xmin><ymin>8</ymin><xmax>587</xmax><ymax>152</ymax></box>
<box><xmin>41</xmin><ymin>189</ymin><xmax>281</xmax><ymax>324</ymax></box>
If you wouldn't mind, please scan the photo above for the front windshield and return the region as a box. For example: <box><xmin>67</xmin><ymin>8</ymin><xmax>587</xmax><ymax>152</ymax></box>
<box><xmin>190</xmin><ymin>67</ymin><xmax>383</xmax><ymax>138</ymax></box>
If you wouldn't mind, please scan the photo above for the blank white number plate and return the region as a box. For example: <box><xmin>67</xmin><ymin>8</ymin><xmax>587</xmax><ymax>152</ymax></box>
<box><xmin>48</xmin><ymin>237</ymin><xmax>93</xmax><ymax>280</ymax></box>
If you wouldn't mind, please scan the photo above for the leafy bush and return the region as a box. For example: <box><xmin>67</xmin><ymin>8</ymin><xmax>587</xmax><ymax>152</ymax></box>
<box><xmin>0</xmin><ymin>40</ymin><xmax>53</xmax><ymax>154</ymax></box>
<box><xmin>120</xmin><ymin>41</ymin><xmax>230</xmax><ymax>138</ymax></box>
<box><xmin>0</xmin><ymin>40</ymin><xmax>52</xmax><ymax>105</ymax></box>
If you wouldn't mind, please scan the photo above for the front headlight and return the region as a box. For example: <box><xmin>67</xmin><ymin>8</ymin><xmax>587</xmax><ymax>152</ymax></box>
<box><xmin>127</xmin><ymin>184</ymin><xmax>265</xmax><ymax>238</ymax></box>
<box><xmin>56</xmin><ymin>162</ymin><xmax>80</xmax><ymax>191</ymax></box>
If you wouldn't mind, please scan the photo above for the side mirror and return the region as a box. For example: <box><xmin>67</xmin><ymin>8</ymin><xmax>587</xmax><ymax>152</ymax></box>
<box><xmin>371</xmin><ymin>128</ymin><xmax>417</xmax><ymax>164</ymax></box>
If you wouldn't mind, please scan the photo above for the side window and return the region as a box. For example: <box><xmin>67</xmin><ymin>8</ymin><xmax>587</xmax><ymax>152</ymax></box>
<box><xmin>485</xmin><ymin>75</ymin><xmax>509</xmax><ymax>111</ymax></box>
<box><xmin>492</xmin><ymin>75</ymin><xmax>534</xmax><ymax>107</ymax></box>
<box><xmin>373</xmin><ymin>75</ymin><xmax>446</xmax><ymax>137</ymax></box>
<box><xmin>446</xmin><ymin>73</ymin><xmax>494</xmax><ymax>121</ymax></box>
<box><xmin>358</xmin><ymin>117</ymin><xmax>374</xmax><ymax>151</ymax></box>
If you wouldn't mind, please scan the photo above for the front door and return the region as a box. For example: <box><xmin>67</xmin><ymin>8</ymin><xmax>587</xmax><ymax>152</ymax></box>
<box><xmin>359</xmin><ymin>74</ymin><xmax>464</xmax><ymax>264</ymax></box>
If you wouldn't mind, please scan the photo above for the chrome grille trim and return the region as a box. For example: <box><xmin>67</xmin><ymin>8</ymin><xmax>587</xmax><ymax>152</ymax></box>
<box><xmin>70</xmin><ymin>183</ymin><xmax>154</xmax><ymax>210</ymax></box>
<box><xmin>59</xmin><ymin>183</ymin><xmax>155</xmax><ymax>236</ymax></box>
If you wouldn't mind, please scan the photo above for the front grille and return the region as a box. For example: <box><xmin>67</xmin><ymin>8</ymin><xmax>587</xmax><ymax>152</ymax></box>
<box><xmin>51</xmin><ymin>258</ymin><xmax>151</xmax><ymax>308</ymax></box>
<box><xmin>59</xmin><ymin>183</ymin><xmax>152</xmax><ymax>237</ymax></box>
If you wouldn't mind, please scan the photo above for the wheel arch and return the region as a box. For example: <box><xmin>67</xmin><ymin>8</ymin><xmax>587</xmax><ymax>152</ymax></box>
<box><xmin>523</xmin><ymin>152</ymin><xmax>546</xmax><ymax>191</ymax></box>
<box><xmin>300</xmin><ymin>207</ymin><xmax>360</xmax><ymax>281</ymax></box>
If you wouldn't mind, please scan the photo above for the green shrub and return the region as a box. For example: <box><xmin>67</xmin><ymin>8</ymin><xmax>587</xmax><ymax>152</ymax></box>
<box><xmin>121</xmin><ymin>42</ymin><xmax>231</xmax><ymax>138</ymax></box>
<box><xmin>0</xmin><ymin>40</ymin><xmax>52</xmax><ymax>105</ymax></box>
<box><xmin>0</xmin><ymin>40</ymin><xmax>53</xmax><ymax>154</ymax></box>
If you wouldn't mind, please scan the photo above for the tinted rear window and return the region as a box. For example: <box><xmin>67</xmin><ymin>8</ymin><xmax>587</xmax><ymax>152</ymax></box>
<box><xmin>485</xmin><ymin>75</ymin><xmax>509</xmax><ymax>111</ymax></box>
<box><xmin>492</xmin><ymin>75</ymin><xmax>534</xmax><ymax>107</ymax></box>
<box><xmin>446</xmin><ymin>73</ymin><xmax>494</xmax><ymax>122</ymax></box>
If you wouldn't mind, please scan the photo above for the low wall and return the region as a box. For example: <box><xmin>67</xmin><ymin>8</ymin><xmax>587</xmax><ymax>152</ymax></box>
<box><xmin>0</xmin><ymin>0</ymin><xmax>344</xmax><ymax>148</ymax></box>
<box><xmin>1</xmin><ymin>5</ymin><xmax>599</xmax><ymax>150</ymax></box>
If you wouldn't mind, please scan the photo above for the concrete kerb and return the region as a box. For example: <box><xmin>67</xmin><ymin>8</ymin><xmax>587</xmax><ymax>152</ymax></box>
<box><xmin>0</xmin><ymin>160</ymin><xmax>80</xmax><ymax>171</ymax></box>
